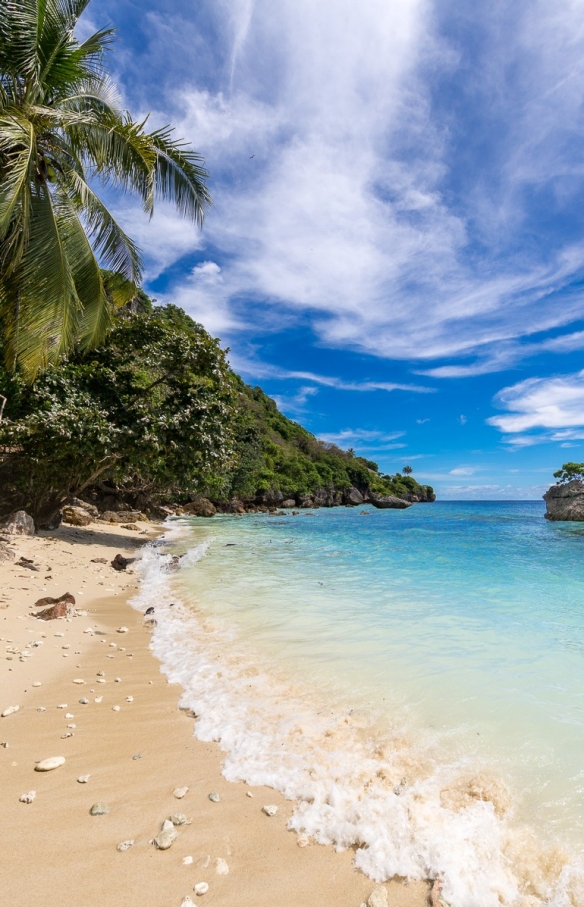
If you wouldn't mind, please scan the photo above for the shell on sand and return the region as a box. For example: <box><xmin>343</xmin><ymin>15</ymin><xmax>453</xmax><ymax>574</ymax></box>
<box><xmin>35</xmin><ymin>756</ymin><xmax>65</xmax><ymax>772</ymax></box>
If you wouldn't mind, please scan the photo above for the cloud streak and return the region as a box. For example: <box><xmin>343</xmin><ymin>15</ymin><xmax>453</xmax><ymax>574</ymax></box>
<box><xmin>105</xmin><ymin>0</ymin><xmax>584</xmax><ymax>375</ymax></box>
<box><xmin>488</xmin><ymin>371</ymin><xmax>584</xmax><ymax>446</ymax></box>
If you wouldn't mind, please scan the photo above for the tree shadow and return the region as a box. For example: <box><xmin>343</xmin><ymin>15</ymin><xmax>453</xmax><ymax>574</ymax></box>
<box><xmin>38</xmin><ymin>523</ymin><xmax>164</xmax><ymax>551</ymax></box>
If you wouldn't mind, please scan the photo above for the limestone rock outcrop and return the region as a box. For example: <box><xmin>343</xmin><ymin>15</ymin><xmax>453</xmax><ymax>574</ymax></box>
<box><xmin>368</xmin><ymin>492</ymin><xmax>412</xmax><ymax>510</ymax></box>
<box><xmin>61</xmin><ymin>505</ymin><xmax>92</xmax><ymax>527</ymax></box>
<box><xmin>543</xmin><ymin>480</ymin><xmax>584</xmax><ymax>520</ymax></box>
<box><xmin>182</xmin><ymin>497</ymin><xmax>216</xmax><ymax>517</ymax></box>
<box><xmin>100</xmin><ymin>510</ymin><xmax>144</xmax><ymax>523</ymax></box>
<box><xmin>343</xmin><ymin>487</ymin><xmax>364</xmax><ymax>506</ymax></box>
<box><xmin>0</xmin><ymin>510</ymin><xmax>35</xmax><ymax>535</ymax></box>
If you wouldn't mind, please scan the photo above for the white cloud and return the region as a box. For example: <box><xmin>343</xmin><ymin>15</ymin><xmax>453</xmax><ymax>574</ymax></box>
<box><xmin>489</xmin><ymin>371</ymin><xmax>584</xmax><ymax>436</ymax></box>
<box><xmin>449</xmin><ymin>467</ymin><xmax>475</xmax><ymax>476</ymax></box>
<box><xmin>113</xmin><ymin>200</ymin><xmax>205</xmax><ymax>280</ymax></box>
<box><xmin>459</xmin><ymin>415</ymin><xmax>467</xmax><ymax>425</ymax></box>
<box><xmin>440</xmin><ymin>484</ymin><xmax>549</xmax><ymax>500</ymax></box>
<box><xmin>270</xmin><ymin>385</ymin><xmax>319</xmax><ymax>415</ymax></box>
<box><xmin>319</xmin><ymin>428</ymin><xmax>405</xmax><ymax>446</ymax></box>
<box><xmin>227</xmin><ymin>354</ymin><xmax>434</xmax><ymax>394</ymax></box>
<box><xmin>115</xmin><ymin>0</ymin><xmax>584</xmax><ymax>378</ymax></box>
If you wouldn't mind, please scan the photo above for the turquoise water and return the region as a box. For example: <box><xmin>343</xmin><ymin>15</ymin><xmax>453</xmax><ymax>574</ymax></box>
<box><xmin>145</xmin><ymin>502</ymin><xmax>584</xmax><ymax>905</ymax></box>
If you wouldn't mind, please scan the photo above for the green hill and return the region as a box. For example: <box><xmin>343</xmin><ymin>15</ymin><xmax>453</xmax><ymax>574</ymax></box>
<box><xmin>0</xmin><ymin>301</ymin><xmax>434</xmax><ymax>523</ymax></box>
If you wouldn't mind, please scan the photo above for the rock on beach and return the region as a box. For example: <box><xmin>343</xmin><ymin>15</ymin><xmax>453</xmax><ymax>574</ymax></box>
<box><xmin>35</xmin><ymin>756</ymin><xmax>65</xmax><ymax>772</ymax></box>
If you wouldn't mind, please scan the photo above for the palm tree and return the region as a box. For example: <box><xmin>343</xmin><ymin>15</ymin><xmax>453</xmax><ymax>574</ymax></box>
<box><xmin>402</xmin><ymin>465</ymin><xmax>413</xmax><ymax>475</ymax></box>
<box><xmin>0</xmin><ymin>0</ymin><xmax>211</xmax><ymax>379</ymax></box>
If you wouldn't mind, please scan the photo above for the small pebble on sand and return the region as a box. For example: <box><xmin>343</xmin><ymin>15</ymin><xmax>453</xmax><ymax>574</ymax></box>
<box><xmin>208</xmin><ymin>792</ymin><xmax>220</xmax><ymax>803</ymax></box>
<box><xmin>125</xmin><ymin>696</ymin><xmax>134</xmax><ymax>702</ymax></box>
<box><xmin>173</xmin><ymin>786</ymin><xmax>188</xmax><ymax>799</ymax></box>
<box><xmin>89</xmin><ymin>803</ymin><xmax>110</xmax><ymax>816</ymax></box>
<box><xmin>79</xmin><ymin>697</ymin><xmax>89</xmax><ymax>704</ymax></box>
<box><xmin>114</xmin><ymin>677</ymin><xmax>121</xmax><ymax>682</ymax></box>
<box><xmin>19</xmin><ymin>790</ymin><xmax>36</xmax><ymax>803</ymax></box>
<box><xmin>182</xmin><ymin>856</ymin><xmax>193</xmax><ymax>866</ymax></box>
<box><xmin>194</xmin><ymin>883</ymin><xmax>209</xmax><ymax>896</ymax></box>
<box><xmin>77</xmin><ymin>774</ymin><xmax>90</xmax><ymax>783</ymax></box>
<box><xmin>37</xmin><ymin>707</ymin><xmax>46</xmax><ymax>712</ymax></box>
<box><xmin>246</xmin><ymin>791</ymin><xmax>253</xmax><ymax>797</ymax></box>
<box><xmin>117</xmin><ymin>627</ymin><xmax>129</xmax><ymax>633</ymax></box>
<box><xmin>367</xmin><ymin>887</ymin><xmax>389</xmax><ymax>907</ymax></box>
<box><xmin>116</xmin><ymin>840</ymin><xmax>134</xmax><ymax>852</ymax></box>
<box><xmin>57</xmin><ymin>704</ymin><xmax>68</xmax><ymax>709</ymax></box>
<box><xmin>181</xmin><ymin>898</ymin><xmax>195</xmax><ymax>907</ymax></box>
<box><xmin>296</xmin><ymin>834</ymin><xmax>309</xmax><ymax>847</ymax></box>
<box><xmin>32</xmin><ymin>682</ymin><xmax>41</xmax><ymax>687</ymax></box>
<box><xmin>72</xmin><ymin>679</ymin><xmax>85</xmax><ymax>684</ymax></box>
<box><xmin>1</xmin><ymin>705</ymin><xmax>19</xmax><ymax>717</ymax></box>
<box><xmin>215</xmin><ymin>858</ymin><xmax>229</xmax><ymax>876</ymax></box>
<box><xmin>112</xmin><ymin>705</ymin><xmax>121</xmax><ymax>712</ymax></box>
<box><xmin>94</xmin><ymin>696</ymin><xmax>103</xmax><ymax>703</ymax></box>
<box><xmin>153</xmin><ymin>825</ymin><xmax>178</xmax><ymax>850</ymax></box>
<box><xmin>65</xmin><ymin>713</ymin><xmax>74</xmax><ymax>719</ymax></box>
<box><xmin>169</xmin><ymin>813</ymin><xmax>189</xmax><ymax>826</ymax></box>
<box><xmin>262</xmin><ymin>804</ymin><xmax>278</xmax><ymax>817</ymax></box>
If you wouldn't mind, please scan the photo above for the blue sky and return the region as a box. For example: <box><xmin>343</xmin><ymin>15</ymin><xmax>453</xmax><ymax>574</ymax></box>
<box><xmin>82</xmin><ymin>0</ymin><xmax>584</xmax><ymax>498</ymax></box>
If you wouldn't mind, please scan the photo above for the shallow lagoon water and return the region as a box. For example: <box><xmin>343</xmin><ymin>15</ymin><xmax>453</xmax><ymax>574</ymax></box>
<box><xmin>135</xmin><ymin>502</ymin><xmax>584</xmax><ymax>906</ymax></box>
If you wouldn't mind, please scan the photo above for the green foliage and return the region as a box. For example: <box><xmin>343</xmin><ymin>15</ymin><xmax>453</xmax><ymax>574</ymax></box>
<box><xmin>0</xmin><ymin>305</ymin><xmax>235</xmax><ymax>520</ymax></box>
<box><xmin>0</xmin><ymin>0</ymin><xmax>210</xmax><ymax>379</ymax></box>
<box><xmin>554</xmin><ymin>462</ymin><xmax>584</xmax><ymax>484</ymax></box>
<box><xmin>0</xmin><ymin>291</ymin><xmax>435</xmax><ymax>517</ymax></box>
<box><xmin>225</xmin><ymin>382</ymin><xmax>434</xmax><ymax>502</ymax></box>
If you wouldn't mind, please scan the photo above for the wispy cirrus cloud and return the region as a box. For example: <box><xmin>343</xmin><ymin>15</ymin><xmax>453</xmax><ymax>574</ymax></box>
<box><xmin>228</xmin><ymin>354</ymin><xmax>434</xmax><ymax>394</ymax></box>
<box><xmin>318</xmin><ymin>428</ymin><xmax>405</xmax><ymax>446</ymax></box>
<box><xmin>104</xmin><ymin>0</ymin><xmax>584</xmax><ymax>377</ymax></box>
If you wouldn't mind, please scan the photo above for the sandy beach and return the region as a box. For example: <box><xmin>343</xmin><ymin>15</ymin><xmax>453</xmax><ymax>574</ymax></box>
<box><xmin>0</xmin><ymin>520</ymin><xmax>428</xmax><ymax>907</ymax></box>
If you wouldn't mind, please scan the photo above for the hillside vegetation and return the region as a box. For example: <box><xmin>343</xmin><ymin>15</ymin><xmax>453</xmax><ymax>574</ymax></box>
<box><xmin>0</xmin><ymin>301</ymin><xmax>434</xmax><ymax>523</ymax></box>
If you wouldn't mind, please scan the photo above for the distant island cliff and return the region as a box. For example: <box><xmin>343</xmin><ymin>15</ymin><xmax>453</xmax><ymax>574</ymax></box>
<box><xmin>544</xmin><ymin>464</ymin><xmax>584</xmax><ymax>520</ymax></box>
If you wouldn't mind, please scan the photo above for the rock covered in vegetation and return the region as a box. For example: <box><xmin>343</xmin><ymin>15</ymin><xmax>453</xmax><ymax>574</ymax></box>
<box><xmin>543</xmin><ymin>479</ymin><xmax>584</xmax><ymax>520</ymax></box>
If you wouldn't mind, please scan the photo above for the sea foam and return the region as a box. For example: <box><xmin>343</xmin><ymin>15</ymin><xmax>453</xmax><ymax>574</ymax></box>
<box><xmin>131</xmin><ymin>524</ymin><xmax>583</xmax><ymax>907</ymax></box>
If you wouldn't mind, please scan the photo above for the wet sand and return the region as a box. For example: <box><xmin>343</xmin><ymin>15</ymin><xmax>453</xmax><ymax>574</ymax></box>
<box><xmin>0</xmin><ymin>520</ymin><xmax>428</xmax><ymax>907</ymax></box>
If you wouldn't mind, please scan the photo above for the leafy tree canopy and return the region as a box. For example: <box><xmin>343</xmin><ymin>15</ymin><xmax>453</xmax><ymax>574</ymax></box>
<box><xmin>0</xmin><ymin>304</ymin><xmax>235</xmax><ymax>521</ymax></box>
<box><xmin>554</xmin><ymin>463</ymin><xmax>584</xmax><ymax>484</ymax></box>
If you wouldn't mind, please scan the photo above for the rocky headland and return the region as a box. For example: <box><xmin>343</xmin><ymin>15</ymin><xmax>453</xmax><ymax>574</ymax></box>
<box><xmin>543</xmin><ymin>479</ymin><xmax>584</xmax><ymax>521</ymax></box>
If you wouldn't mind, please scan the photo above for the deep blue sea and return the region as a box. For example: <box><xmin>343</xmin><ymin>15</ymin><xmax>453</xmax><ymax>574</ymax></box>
<box><xmin>135</xmin><ymin>502</ymin><xmax>584</xmax><ymax>907</ymax></box>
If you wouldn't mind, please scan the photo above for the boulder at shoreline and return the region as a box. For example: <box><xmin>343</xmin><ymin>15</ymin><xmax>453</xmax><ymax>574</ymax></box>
<box><xmin>543</xmin><ymin>479</ymin><xmax>584</xmax><ymax>520</ymax></box>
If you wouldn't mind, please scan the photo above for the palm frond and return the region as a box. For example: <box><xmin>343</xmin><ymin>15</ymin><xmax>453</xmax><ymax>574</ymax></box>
<box><xmin>149</xmin><ymin>125</ymin><xmax>211</xmax><ymax>226</ymax></box>
<box><xmin>11</xmin><ymin>183</ymin><xmax>80</xmax><ymax>376</ymax></box>
<box><xmin>0</xmin><ymin>114</ymin><xmax>35</xmax><ymax>239</ymax></box>
<box><xmin>55</xmin><ymin>186</ymin><xmax>112</xmax><ymax>350</ymax></box>
<box><xmin>65</xmin><ymin>168</ymin><xmax>143</xmax><ymax>283</ymax></box>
